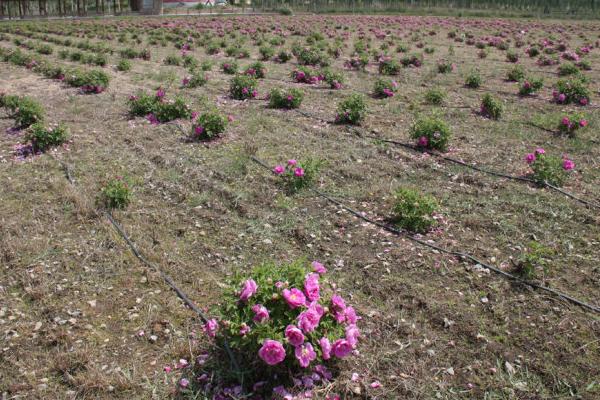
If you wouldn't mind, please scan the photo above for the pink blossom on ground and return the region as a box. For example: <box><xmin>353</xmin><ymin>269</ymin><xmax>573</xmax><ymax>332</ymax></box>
<box><xmin>203</xmin><ymin>319</ymin><xmax>218</xmax><ymax>337</ymax></box>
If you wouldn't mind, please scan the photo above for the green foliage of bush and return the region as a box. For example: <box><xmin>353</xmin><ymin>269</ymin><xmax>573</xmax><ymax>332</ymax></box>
<box><xmin>25</xmin><ymin>122</ymin><xmax>69</xmax><ymax>152</ymax></box>
<box><xmin>191</xmin><ymin>111</ymin><xmax>227</xmax><ymax>141</ymax></box>
<box><xmin>410</xmin><ymin>115</ymin><xmax>451</xmax><ymax>151</ymax></box>
<box><xmin>229</xmin><ymin>75</ymin><xmax>258</xmax><ymax>100</ymax></box>
<box><xmin>100</xmin><ymin>177</ymin><xmax>132</xmax><ymax>210</ymax></box>
<box><xmin>268</xmin><ymin>88</ymin><xmax>304</xmax><ymax>109</ymax></box>
<box><xmin>335</xmin><ymin>93</ymin><xmax>367</xmax><ymax>125</ymax></box>
<box><xmin>480</xmin><ymin>94</ymin><xmax>503</xmax><ymax>120</ymax></box>
<box><xmin>392</xmin><ymin>188</ymin><xmax>438</xmax><ymax>233</ymax></box>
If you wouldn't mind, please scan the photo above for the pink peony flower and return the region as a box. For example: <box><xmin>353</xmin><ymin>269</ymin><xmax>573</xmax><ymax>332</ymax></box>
<box><xmin>535</xmin><ymin>148</ymin><xmax>545</xmax><ymax>155</ymax></box>
<box><xmin>179</xmin><ymin>378</ymin><xmax>190</xmax><ymax>388</ymax></box>
<box><xmin>579</xmin><ymin>119</ymin><xmax>588</xmax><ymax>127</ymax></box>
<box><xmin>239</xmin><ymin>279</ymin><xmax>257</xmax><ymax>302</ymax></box>
<box><xmin>258</xmin><ymin>339</ymin><xmax>286</xmax><ymax>365</ymax></box>
<box><xmin>331</xmin><ymin>295</ymin><xmax>346</xmax><ymax>313</ymax></box>
<box><xmin>194</xmin><ymin>125</ymin><xmax>204</xmax><ymax>136</ymax></box>
<box><xmin>580</xmin><ymin>97</ymin><xmax>588</xmax><ymax>106</ymax></box>
<box><xmin>319</xmin><ymin>337</ymin><xmax>332</xmax><ymax>360</ymax></box>
<box><xmin>332</xmin><ymin>339</ymin><xmax>353</xmax><ymax>358</ymax></box>
<box><xmin>525</xmin><ymin>153</ymin><xmax>536</xmax><ymax>164</ymax></box>
<box><xmin>561</xmin><ymin>117</ymin><xmax>570</xmax><ymax>126</ymax></box>
<box><xmin>283</xmin><ymin>288</ymin><xmax>306</xmax><ymax>309</ymax></box>
<box><xmin>203</xmin><ymin>319</ymin><xmax>218</xmax><ymax>338</ymax></box>
<box><xmin>287</xmin><ymin>159</ymin><xmax>297</xmax><ymax>166</ymax></box>
<box><xmin>252</xmin><ymin>304</ymin><xmax>269</xmax><ymax>323</ymax></box>
<box><xmin>239</xmin><ymin>323</ymin><xmax>251</xmax><ymax>336</ymax></box>
<box><xmin>558</xmin><ymin>93</ymin><xmax>566</xmax><ymax>103</ymax></box>
<box><xmin>312</xmin><ymin>261</ymin><xmax>327</xmax><ymax>274</ymax></box>
<box><xmin>345</xmin><ymin>324</ymin><xmax>360</xmax><ymax>348</ymax></box>
<box><xmin>304</xmin><ymin>273</ymin><xmax>320</xmax><ymax>301</ymax></box>
<box><xmin>273</xmin><ymin>165</ymin><xmax>285</xmax><ymax>175</ymax></box>
<box><xmin>285</xmin><ymin>325</ymin><xmax>305</xmax><ymax>346</ymax></box>
<box><xmin>417</xmin><ymin>136</ymin><xmax>429</xmax><ymax>147</ymax></box>
<box><xmin>294</xmin><ymin>167</ymin><xmax>305</xmax><ymax>177</ymax></box>
<box><xmin>295</xmin><ymin>343</ymin><xmax>317</xmax><ymax>368</ymax></box>
<box><xmin>297</xmin><ymin>302</ymin><xmax>323</xmax><ymax>333</ymax></box>
<box><xmin>344</xmin><ymin>306</ymin><xmax>358</xmax><ymax>324</ymax></box>
<box><xmin>563</xmin><ymin>159</ymin><xmax>575</xmax><ymax>170</ymax></box>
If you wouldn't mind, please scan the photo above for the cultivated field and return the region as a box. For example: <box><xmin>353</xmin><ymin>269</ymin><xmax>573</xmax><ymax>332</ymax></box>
<box><xmin>0</xmin><ymin>14</ymin><xmax>599</xmax><ymax>400</ymax></box>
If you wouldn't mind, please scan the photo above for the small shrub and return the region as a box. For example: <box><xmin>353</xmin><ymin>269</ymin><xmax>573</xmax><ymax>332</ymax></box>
<box><xmin>201</xmin><ymin>259</ymin><xmax>359</xmax><ymax>391</ymax></box>
<box><xmin>276</xmin><ymin>49</ymin><xmax>292</xmax><ymax>63</ymax></box>
<box><xmin>117</xmin><ymin>59</ymin><xmax>131</xmax><ymax>71</ymax></box>
<box><xmin>344</xmin><ymin>54</ymin><xmax>369</xmax><ymax>70</ymax></box>
<box><xmin>25</xmin><ymin>122</ymin><xmax>69</xmax><ymax>152</ymax></box>
<box><xmin>465</xmin><ymin>69</ymin><xmax>482</xmax><ymax>88</ymax></box>
<box><xmin>557</xmin><ymin>112</ymin><xmax>588</xmax><ymax>136</ymax></box>
<box><xmin>244</xmin><ymin>61</ymin><xmax>266</xmax><ymax>79</ymax></box>
<box><xmin>424</xmin><ymin>88</ymin><xmax>446</xmax><ymax>105</ymax></box>
<box><xmin>164</xmin><ymin>55</ymin><xmax>181</xmax><ymax>66</ymax></box>
<box><xmin>291</xmin><ymin>66</ymin><xmax>319</xmax><ymax>84</ymax></box>
<box><xmin>153</xmin><ymin>96</ymin><xmax>192</xmax><ymax>123</ymax></box>
<box><xmin>100</xmin><ymin>177</ymin><xmax>132</xmax><ymax>210</ymax></box>
<box><xmin>119</xmin><ymin>48</ymin><xmax>138</xmax><ymax>59</ymax></box>
<box><xmin>518</xmin><ymin>77</ymin><xmax>544</xmax><ymax>96</ymax></box>
<box><xmin>268</xmin><ymin>88</ymin><xmax>304</xmax><ymax>109</ymax></box>
<box><xmin>259</xmin><ymin>45</ymin><xmax>275</xmax><ymax>60</ymax></box>
<box><xmin>182</xmin><ymin>55</ymin><xmax>199</xmax><ymax>69</ymax></box>
<box><xmin>378</xmin><ymin>57</ymin><xmax>401</xmax><ymax>75</ymax></box>
<box><xmin>480</xmin><ymin>94</ymin><xmax>503</xmax><ymax>120</ymax></box>
<box><xmin>553</xmin><ymin>78</ymin><xmax>590</xmax><ymax>105</ymax></box>
<box><xmin>273</xmin><ymin>159</ymin><xmax>321</xmax><ymax>193</ymax></box>
<box><xmin>321</xmin><ymin>68</ymin><xmax>344</xmax><ymax>89</ymax></box>
<box><xmin>334</xmin><ymin>94</ymin><xmax>367</xmax><ymax>125</ymax></box>
<box><xmin>229</xmin><ymin>75</ymin><xmax>258</xmax><ymax>100</ymax></box>
<box><xmin>67</xmin><ymin>69</ymin><xmax>110</xmax><ymax>93</ymax></box>
<box><xmin>392</xmin><ymin>188</ymin><xmax>437</xmax><ymax>233</ymax></box>
<box><xmin>2</xmin><ymin>96</ymin><xmax>45</xmax><ymax>127</ymax></box>
<box><xmin>373</xmin><ymin>78</ymin><xmax>398</xmax><ymax>98</ymax></box>
<box><xmin>513</xmin><ymin>242</ymin><xmax>553</xmax><ymax>280</ymax></box>
<box><xmin>557</xmin><ymin>62</ymin><xmax>580</xmax><ymax>76</ymax></box>
<box><xmin>221</xmin><ymin>61</ymin><xmax>239</xmax><ymax>74</ymax></box>
<box><xmin>525</xmin><ymin>148</ymin><xmax>574</xmax><ymax>186</ymax></box>
<box><xmin>191</xmin><ymin>111</ymin><xmax>227</xmax><ymax>141</ymax></box>
<box><xmin>296</xmin><ymin>47</ymin><xmax>327</xmax><ymax>66</ymax></box>
<box><xmin>400</xmin><ymin>53</ymin><xmax>423</xmax><ymax>67</ymax></box>
<box><xmin>436</xmin><ymin>59</ymin><xmax>454</xmax><ymax>73</ymax></box>
<box><xmin>182</xmin><ymin>72</ymin><xmax>208</xmax><ymax>88</ymax></box>
<box><xmin>200</xmin><ymin>60</ymin><xmax>213</xmax><ymax>71</ymax></box>
<box><xmin>410</xmin><ymin>115</ymin><xmax>451</xmax><ymax>151</ymax></box>
<box><xmin>507</xmin><ymin>65</ymin><xmax>525</xmax><ymax>82</ymax></box>
<box><xmin>506</xmin><ymin>50</ymin><xmax>519</xmax><ymax>63</ymax></box>
<box><xmin>526</xmin><ymin>46</ymin><xmax>540</xmax><ymax>57</ymax></box>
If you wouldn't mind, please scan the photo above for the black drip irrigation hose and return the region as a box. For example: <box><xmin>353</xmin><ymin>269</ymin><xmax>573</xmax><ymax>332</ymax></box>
<box><xmin>293</xmin><ymin>109</ymin><xmax>600</xmax><ymax>210</ymax></box>
<box><xmin>250</xmin><ymin>155</ymin><xmax>600</xmax><ymax>315</ymax></box>
<box><xmin>49</xmin><ymin>155</ymin><xmax>242</xmax><ymax>377</ymax></box>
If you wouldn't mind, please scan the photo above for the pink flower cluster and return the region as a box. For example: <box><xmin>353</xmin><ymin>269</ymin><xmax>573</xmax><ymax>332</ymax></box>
<box><xmin>204</xmin><ymin>260</ymin><xmax>360</xmax><ymax>372</ymax></box>
<box><xmin>273</xmin><ymin>159</ymin><xmax>305</xmax><ymax>177</ymax></box>
<box><xmin>524</xmin><ymin>148</ymin><xmax>575</xmax><ymax>171</ymax></box>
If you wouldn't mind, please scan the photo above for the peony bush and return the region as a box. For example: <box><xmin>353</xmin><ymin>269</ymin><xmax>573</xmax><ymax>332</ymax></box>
<box><xmin>201</xmin><ymin>260</ymin><xmax>360</xmax><ymax>389</ymax></box>
<box><xmin>557</xmin><ymin>113</ymin><xmax>588</xmax><ymax>136</ymax></box>
<box><xmin>525</xmin><ymin>148</ymin><xmax>574</xmax><ymax>186</ymax></box>
<box><xmin>272</xmin><ymin>158</ymin><xmax>322</xmax><ymax>193</ymax></box>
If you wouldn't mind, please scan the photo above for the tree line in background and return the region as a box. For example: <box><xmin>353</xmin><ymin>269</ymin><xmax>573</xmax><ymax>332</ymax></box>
<box><xmin>0</xmin><ymin>0</ymin><xmax>137</xmax><ymax>17</ymax></box>
<box><xmin>1</xmin><ymin>0</ymin><xmax>600</xmax><ymax>19</ymax></box>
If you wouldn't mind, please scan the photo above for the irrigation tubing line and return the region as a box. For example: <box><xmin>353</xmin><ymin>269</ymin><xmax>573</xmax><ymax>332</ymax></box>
<box><xmin>250</xmin><ymin>155</ymin><xmax>600</xmax><ymax>315</ymax></box>
<box><xmin>50</xmin><ymin>155</ymin><xmax>242</xmax><ymax>377</ymax></box>
<box><xmin>293</xmin><ymin>109</ymin><xmax>600</xmax><ymax>210</ymax></box>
